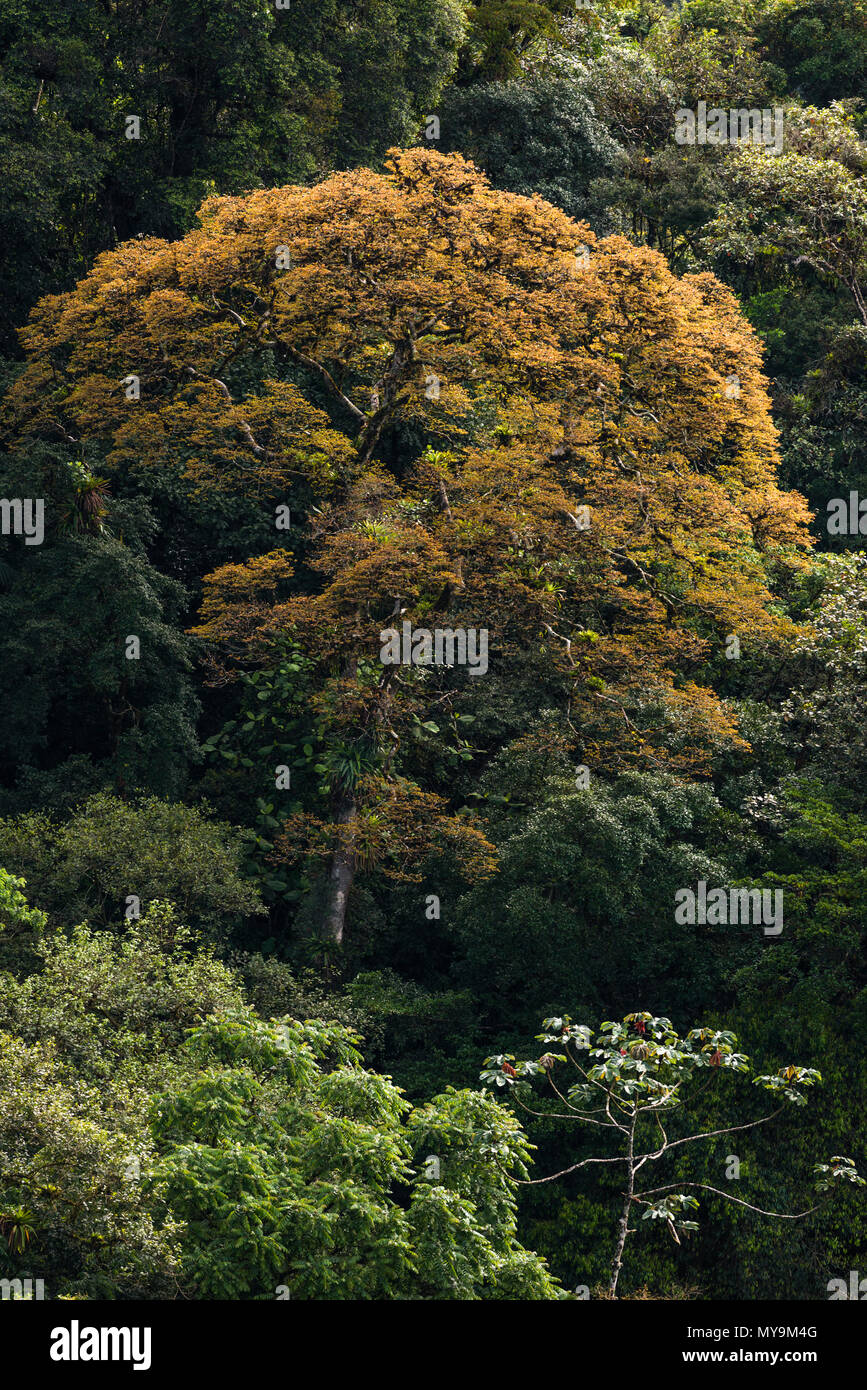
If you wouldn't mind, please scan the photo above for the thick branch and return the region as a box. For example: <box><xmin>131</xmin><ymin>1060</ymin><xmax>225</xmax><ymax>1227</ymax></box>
<box><xmin>278</xmin><ymin>342</ymin><xmax>366</xmax><ymax>425</ymax></box>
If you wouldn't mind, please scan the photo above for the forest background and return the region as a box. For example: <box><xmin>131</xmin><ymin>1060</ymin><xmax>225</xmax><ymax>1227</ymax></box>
<box><xmin>1</xmin><ymin>0</ymin><xmax>866</xmax><ymax>1301</ymax></box>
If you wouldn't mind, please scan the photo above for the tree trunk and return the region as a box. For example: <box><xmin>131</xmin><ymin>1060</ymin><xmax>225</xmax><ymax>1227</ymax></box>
<box><xmin>320</xmin><ymin>797</ymin><xmax>356</xmax><ymax>944</ymax></box>
<box><xmin>609</xmin><ymin>1119</ymin><xmax>636</xmax><ymax>1299</ymax></box>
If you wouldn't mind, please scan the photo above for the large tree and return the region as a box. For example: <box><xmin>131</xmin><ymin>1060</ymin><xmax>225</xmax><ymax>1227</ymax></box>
<box><xmin>3</xmin><ymin>148</ymin><xmax>813</xmax><ymax>944</ymax></box>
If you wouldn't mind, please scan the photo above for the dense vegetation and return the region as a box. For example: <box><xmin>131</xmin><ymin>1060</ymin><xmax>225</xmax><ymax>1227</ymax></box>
<box><xmin>1</xmin><ymin>0</ymin><xmax>866</xmax><ymax>1301</ymax></box>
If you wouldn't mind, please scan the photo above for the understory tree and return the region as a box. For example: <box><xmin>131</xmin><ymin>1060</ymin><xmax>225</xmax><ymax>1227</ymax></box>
<box><xmin>482</xmin><ymin>1011</ymin><xmax>864</xmax><ymax>1297</ymax></box>
<box><xmin>0</xmin><ymin>892</ymin><xmax>562</xmax><ymax>1300</ymax></box>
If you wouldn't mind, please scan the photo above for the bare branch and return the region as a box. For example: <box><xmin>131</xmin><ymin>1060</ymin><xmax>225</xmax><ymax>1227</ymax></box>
<box><xmin>634</xmin><ymin>1182</ymin><xmax>821</xmax><ymax>1220</ymax></box>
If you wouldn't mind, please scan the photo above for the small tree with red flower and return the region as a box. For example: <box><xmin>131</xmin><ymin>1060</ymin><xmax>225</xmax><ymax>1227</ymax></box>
<box><xmin>481</xmin><ymin>1012</ymin><xmax>863</xmax><ymax>1297</ymax></box>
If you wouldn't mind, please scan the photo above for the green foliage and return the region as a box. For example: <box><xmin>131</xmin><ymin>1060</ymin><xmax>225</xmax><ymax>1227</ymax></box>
<box><xmin>452</xmin><ymin>767</ymin><xmax>746</xmax><ymax>1034</ymax></box>
<box><xmin>198</xmin><ymin>644</ymin><xmax>322</xmax><ymax>910</ymax></box>
<box><xmin>0</xmin><ymin>448</ymin><xmax>199</xmax><ymax>807</ymax></box>
<box><xmin>0</xmin><ymin>905</ymin><xmax>246</xmax><ymax>1077</ymax></box>
<box><xmin>149</xmin><ymin>1010</ymin><xmax>559</xmax><ymax>1299</ymax></box>
<box><xmin>0</xmin><ymin>0</ymin><xmax>467</xmax><ymax>349</ymax></box>
<box><xmin>438</xmin><ymin>77</ymin><xmax>621</xmax><ymax>225</ymax></box>
<box><xmin>0</xmin><ymin>866</ymin><xmax>46</xmax><ymax>939</ymax></box>
<box><xmin>0</xmin><ymin>793</ymin><xmax>264</xmax><ymax>938</ymax></box>
<box><xmin>756</xmin><ymin>0</ymin><xmax>867</xmax><ymax>104</ymax></box>
<box><xmin>704</xmin><ymin>105</ymin><xmax>867</xmax><ymax>331</ymax></box>
<box><xmin>0</xmin><ymin>865</ymin><xmax>47</xmax><ymax>971</ymax></box>
<box><xmin>0</xmin><ymin>888</ymin><xmax>560</xmax><ymax>1298</ymax></box>
<box><xmin>456</xmin><ymin>0</ymin><xmax>582</xmax><ymax>83</ymax></box>
<box><xmin>0</xmin><ymin>1028</ymin><xmax>183</xmax><ymax>1297</ymax></box>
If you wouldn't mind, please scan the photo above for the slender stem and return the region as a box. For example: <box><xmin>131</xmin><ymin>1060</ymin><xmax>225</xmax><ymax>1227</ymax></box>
<box><xmin>609</xmin><ymin>1112</ymin><xmax>637</xmax><ymax>1298</ymax></box>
